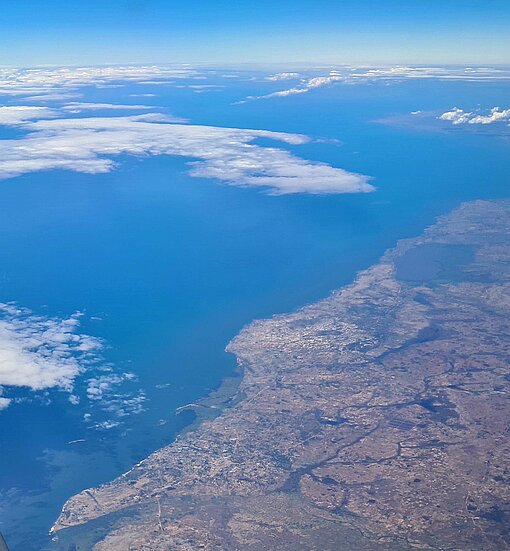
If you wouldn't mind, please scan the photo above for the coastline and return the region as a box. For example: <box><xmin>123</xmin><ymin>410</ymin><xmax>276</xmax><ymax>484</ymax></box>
<box><xmin>51</xmin><ymin>199</ymin><xmax>510</xmax><ymax>550</ymax></box>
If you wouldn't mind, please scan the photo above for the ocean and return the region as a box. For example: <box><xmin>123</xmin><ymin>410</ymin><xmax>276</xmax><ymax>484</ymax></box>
<box><xmin>0</xmin><ymin>73</ymin><xmax>509</xmax><ymax>550</ymax></box>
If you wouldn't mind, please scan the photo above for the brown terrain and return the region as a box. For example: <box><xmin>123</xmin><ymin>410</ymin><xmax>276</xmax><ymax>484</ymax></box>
<box><xmin>51</xmin><ymin>200</ymin><xmax>510</xmax><ymax>550</ymax></box>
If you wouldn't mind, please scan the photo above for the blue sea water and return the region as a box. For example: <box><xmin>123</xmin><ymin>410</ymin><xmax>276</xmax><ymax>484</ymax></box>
<box><xmin>0</xmin><ymin>74</ymin><xmax>509</xmax><ymax>550</ymax></box>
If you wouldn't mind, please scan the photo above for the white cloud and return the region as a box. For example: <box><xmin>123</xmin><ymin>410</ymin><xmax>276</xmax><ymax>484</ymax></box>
<box><xmin>187</xmin><ymin>84</ymin><xmax>224</xmax><ymax>90</ymax></box>
<box><xmin>0</xmin><ymin>304</ymin><xmax>102</xmax><ymax>392</ymax></box>
<box><xmin>468</xmin><ymin>107</ymin><xmax>510</xmax><ymax>124</ymax></box>
<box><xmin>240</xmin><ymin>72</ymin><xmax>344</xmax><ymax>103</ymax></box>
<box><xmin>0</xmin><ymin>302</ymin><xmax>147</xmax><ymax>421</ymax></box>
<box><xmin>92</xmin><ymin>420</ymin><xmax>120</xmax><ymax>430</ymax></box>
<box><xmin>3</xmin><ymin>65</ymin><xmax>510</xmax><ymax>104</ymax></box>
<box><xmin>242</xmin><ymin>66</ymin><xmax>510</xmax><ymax>103</ymax></box>
<box><xmin>0</xmin><ymin>397</ymin><xmax>11</xmax><ymax>410</ymax></box>
<box><xmin>86</xmin><ymin>373</ymin><xmax>134</xmax><ymax>401</ymax></box>
<box><xmin>86</xmin><ymin>372</ymin><xmax>146</xmax><ymax>421</ymax></box>
<box><xmin>0</xmin><ymin>111</ymin><xmax>373</xmax><ymax>195</ymax></box>
<box><xmin>107</xmin><ymin>392</ymin><xmax>146</xmax><ymax>417</ymax></box>
<box><xmin>265</xmin><ymin>72</ymin><xmax>301</xmax><ymax>81</ymax></box>
<box><xmin>439</xmin><ymin>106</ymin><xmax>510</xmax><ymax>125</ymax></box>
<box><xmin>0</xmin><ymin>106</ymin><xmax>59</xmax><ymax>126</ymax></box>
<box><xmin>0</xmin><ymin>65</ymin><xmax>198</xmax><ymax>99</ymax></box>
<box><xmin>0</xmin><ymin>387</ymin><xmax>11</xmax><ymax>411</ymax></box>
<box><xmin>439</xmin><ymin>107</ymin><xmax>473</xmax><ymax>125</ymax></box>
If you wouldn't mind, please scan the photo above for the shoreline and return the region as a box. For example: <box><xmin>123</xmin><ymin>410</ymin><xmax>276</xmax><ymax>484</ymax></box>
<box><xmin>51</xmin><ymin>199</ymin><xmax>510</xmax><ymax>550</ymax></box>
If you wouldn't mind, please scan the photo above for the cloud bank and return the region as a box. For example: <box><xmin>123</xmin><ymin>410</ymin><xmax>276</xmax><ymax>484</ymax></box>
<box><xmin>0</xmin><ymin>106</ymin><xmax>59</xmax><ymax>125</ymax></box>
<box><xmin>351</xmin><ymin>66</ymin><xmax>510</xmax><ymax>81</ymax></box>
<box><xmin>3</xmin><ymin>65</ymin><xmax>510</xmax><ymax>107</ymax></box>
<box><xmin>0</xmin><ymin>110</ymin><xmax>373</xmax><ymax>195</ymax></box>
<box><xmin>0</xmin><ymin>66</ymin><xmax>375</xmax><ymax>193</ymax></box>
<box><xmin>0</xmin><ymin>65</ymin><xmax>198</xmax><ymax>100</ymax></box>
<box><xmin>242</xmin><ymin>66</ymin><xmax>510</xmax><ymax>103</ymax></box>
<box><xmin>439</xmin><ymin>106</ymin><xmax>510</xmax><ymax>125</ymax></box>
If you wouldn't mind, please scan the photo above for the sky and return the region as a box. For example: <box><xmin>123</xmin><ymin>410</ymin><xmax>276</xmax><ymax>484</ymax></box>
<box><xmin>1</xmin><ymin>0</ymin><xmax>509</xmax><ymax>66</ymax></box>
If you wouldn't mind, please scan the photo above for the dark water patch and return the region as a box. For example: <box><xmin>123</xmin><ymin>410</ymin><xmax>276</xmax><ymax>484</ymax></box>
<box><xmin>479</xmin><ymin>504</ymin><xmax>510</xmax><ymax>542</ymax></box>
<box><xmin>377</xmin><ymin>324</ymin><xmax>447</xmax><ymax>365</ymax></box>
<box><xmin>319</xmin><ymin>417</ymin><xmax>348</xmax><ymax>427</ymax></box>
<box><xmin>416</xmin><ymin>394</ymin><xmax>459</xmax><ymax>424</ymax></box>
<box><xmin>270</xmin><ymin>453</ymin><xmax>292</xmax><ymax>470</ymax></box>
<box><xmin>395</xmin><ymin>244</ymin><xmax>477</xmax><ymax>286</ymax></box>
<box><xmin>417</xmin><ymin>398</ymin><xmax>437</xmax><ymax>412</ymax></box>
<box><xmin>414</xmin><ymin>292</ymin><xmax>432</xmax><ymax>306</ymax></box>
<box><xmin>321</xmin><ymin>476</ymin><xmax>339</xmax><ymax>486</ymax></box>
<box><xmin>481</xmin><ymin>505</ymin><xmax>509</xmax><ymax>524</ymax></box>
<box><xmin>413</xmin><ymin>324</ymin><xmax>445</xmax><ymax>344</ymax></box>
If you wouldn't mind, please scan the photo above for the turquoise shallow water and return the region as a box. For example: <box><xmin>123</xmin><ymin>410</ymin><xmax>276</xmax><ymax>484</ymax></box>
<box><xmin>0</xmin><ymin>75</ymin><xmax>509</xmax><ymax>550</ymax></box>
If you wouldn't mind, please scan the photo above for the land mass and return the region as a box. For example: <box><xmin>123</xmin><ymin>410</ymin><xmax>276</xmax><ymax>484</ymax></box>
<box><xmin>52</xmin><ymin>200</ymin><xmax>510</xmax><ymax>550</ymax></box>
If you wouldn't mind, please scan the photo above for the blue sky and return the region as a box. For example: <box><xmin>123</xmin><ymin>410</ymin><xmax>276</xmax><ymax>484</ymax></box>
<box><xmin>1</xmin><ymin>1</ymin><xmax>510</xmax><ymax>66</ymax></box>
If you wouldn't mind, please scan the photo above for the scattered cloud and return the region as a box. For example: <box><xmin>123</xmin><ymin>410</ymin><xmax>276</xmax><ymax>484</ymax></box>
<box><xmin>86</xmin><ymin>372</ymin><xmax>134</xmax><ymax>401</ymax></box>
<box><xmin>439</xmin><ymin>107</ymin><xmax>474</xmax><ymax>125</ymax></box>
<box><xmin>0</xmin><ymin>302</ymin><xmax>147</xmax><ymax>422</ymax></box>
<box><xmin>86</xmin><ymin>372</ymin><xmax>146</xmax><ymax>419</ymax></box>
<box><xmin>439</xmin><ymin>106</ymin><xmax>510</xmax><ymax>125</ymax></box>
<box><xmin>467</xmin><ymin>107</ymin><xmax>510</xmax><ymax>124</ymax></box>
<box><xmin>0</xmin><ymin>109</ymin><xmax>373</xmax><ymax>195</ymax></box>
<box><xmin>0</xmin><ymin>304</ymin><xmax>103</xmax><ymax>412</ymax></box>
<box><xmin>105</xmin><ymin>392</ymin><xmax>146</xmax><ymax>418</ymax></box>
<box><xmin>92</xmin><ymin>420</ymin><xmax>120</xmax><ymax>430</ymax></box>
